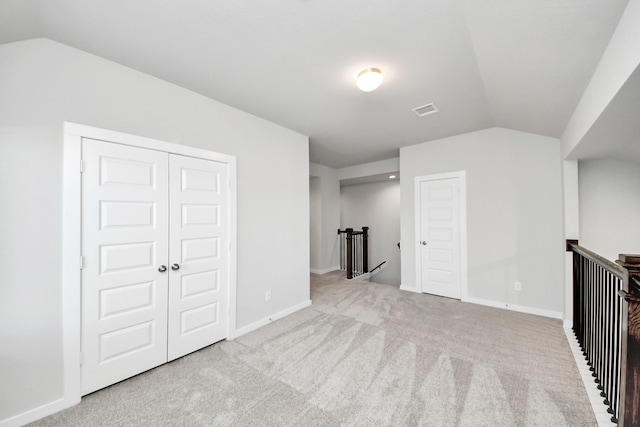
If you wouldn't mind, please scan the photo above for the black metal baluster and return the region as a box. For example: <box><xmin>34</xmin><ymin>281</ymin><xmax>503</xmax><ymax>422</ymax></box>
<box><xmin>345</xmin><ymin>228</ymin><xmax>353</xmax><ymax>279</ymax></box>
<box><xmin>596</xmin><ymin>266</ymin><xmax>603</xmax><ymax>387</ymax></box>
<box><xmin>566</xmin><ymin>243</ymin><xmax>640</xmax><ymax>425</ymax></box>
<box><xmin>342</xmin><ymin>231</ymin><xmax>346</xmax><ymax>270</ymax></box>
<box><xmin>573</xmin><ymin>250</ymin><xmax>580</xmax><ymax>339</ymax></box>
<box><xmin>357</xmin><ymin>234</ymin><xmax>361</xmax><ymax>275</ymax></box>
<box><xmin>586</xmin><ymin>260</ymin><xmax>592</xmax><ymax>366</ymax></box>
<box><xmin>339</xmin><ymin>230</ymin><xmax>344</xmax><ymax>271</ymax></box>
<box><xmin>612</xmin><ymin>279</ymin><xmax>621</xmax><ymax>423</ymax></box>
<box><xmin>356</xmin><ymin>234</ymin><xmax>360</xmax><ymax>276</ymax></box>
<box><xmin>585</xmin><ymin>256</ymin><xmax>590</xmax><ymax>356</ymax></box>
<box><xmin>362</xmin><ymin>227</ymin><xmax>369</xmax><ymax>273</ymax></box>
<box><xmin>602</xmin><ymin>271</ymin><xmax>611</xmax><ymax>409</ymax></box>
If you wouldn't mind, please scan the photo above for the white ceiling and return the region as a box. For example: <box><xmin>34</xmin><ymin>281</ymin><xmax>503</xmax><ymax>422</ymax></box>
<box><xmin>0</xmin><ymin>0</ymin><xmax>630</xmax><ymax>168</ymax></box>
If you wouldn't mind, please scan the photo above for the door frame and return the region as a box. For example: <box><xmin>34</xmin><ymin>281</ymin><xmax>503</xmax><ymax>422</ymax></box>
<box><xmin>414</xmin><ymin>171</ymin><xmax>468</xmax><ymax>299</ymax></box>
<box><xmin>62</xmin><ymin>122</ymin><xmax>237</xmax><ymax>404</ymax></box>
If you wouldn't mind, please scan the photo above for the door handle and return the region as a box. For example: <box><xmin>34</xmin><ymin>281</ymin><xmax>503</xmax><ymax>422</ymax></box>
<box><xmin>171</xmin><ymin>263</ymin><xmax>180</xmax><ymax>271</ymax></box>
<box><xmin>421</xmin><ymin>241</ymin><xmax>427</xmax><ymax>246</ymax></box>
<box><xmin>158</xmin><ymin>265</ymin><xmax>167</xmax><ymax>272</ymax></box>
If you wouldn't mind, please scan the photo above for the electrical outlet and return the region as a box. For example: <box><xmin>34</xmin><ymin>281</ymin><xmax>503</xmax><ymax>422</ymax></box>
<box><xmin>514</xmin><ymin>281</ymin><xmax>522</xmax><ymax>291</ymax></box>
<box><xmin>265</xmin><ymin>290</ymin><xmax>271</xmax><ymax>301</ymax></box>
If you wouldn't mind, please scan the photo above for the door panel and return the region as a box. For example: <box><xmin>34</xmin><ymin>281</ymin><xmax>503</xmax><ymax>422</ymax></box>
<box><xmin>182</xmin><ymin>204</ymin><xmax>219</xmax><ymax>227</ymax></box>
<box><xmin>99</xmin><ymin>281</ymin><xmax>155</xmax><ymax>318</ymax></box>
<box><xmin>167</xmin><ymin>155</ymin><xmax>228</xmax><ymax>361</ymax></box>
<box><xmin>419</xmin><ymin>177</ymin><xmax>462</xmax><ymax>299</ymax></box>
<box><xmin>181</xmin><ymin>270</ymin><xmax>219</xmax><ymax>298</ymax></box>
<box><xmin>81</xmin><ymin>138</ymin><xmax>169</xmax><ymax>395</ymax></box>
<box><xmin>100</xmin><ymin>201</ymin><xmax>155</xmax><ymax>229</ymax></box>
<box><xmin>181</xmin><ymin>237</ymin><xmax>219</xmax><ymax>263</ymax></box>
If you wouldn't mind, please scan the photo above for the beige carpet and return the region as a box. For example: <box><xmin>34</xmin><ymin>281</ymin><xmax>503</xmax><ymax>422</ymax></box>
<box><xmin>31</xmin><ymin>271</ymin><xmax>596</xmax><ymax>426</ymax></box>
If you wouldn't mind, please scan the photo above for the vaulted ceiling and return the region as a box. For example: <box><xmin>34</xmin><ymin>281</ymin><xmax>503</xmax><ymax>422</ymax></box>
<box><xmin>0</xmin><ymin>0</ymin><xmax>630</xmax><ymax>168</ymax></box>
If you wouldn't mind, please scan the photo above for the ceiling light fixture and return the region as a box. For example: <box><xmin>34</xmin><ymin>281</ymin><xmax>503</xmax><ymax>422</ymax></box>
<box><xmin>389</xmin><ymin>175</ymin><xmax>396</xmax><ymax>179</ymax></box>
<box><xmin>356</xmin><ymin>67</ymin><xmax>383</xmax><ymax>92</ymax></box>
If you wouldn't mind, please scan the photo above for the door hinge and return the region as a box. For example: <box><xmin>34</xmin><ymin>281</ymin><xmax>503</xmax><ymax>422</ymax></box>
<box><xmin>80</xmin><ymin>160</ymin><xmax>85</xmax><ymax>173</ymax></box>
<box><xmin>79</xmin><ymin>352</ymin><xmax>84</xmax><ymax>366</ymax></box>
<box><xmin>79</xmin><ymin>256</ymin><xmax>84</xmax><ymax>270</ymax></box>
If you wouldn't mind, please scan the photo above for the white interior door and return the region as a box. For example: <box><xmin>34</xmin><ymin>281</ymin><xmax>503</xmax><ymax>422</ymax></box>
<box><xmin>81</xmin><ymin>138</ymin><xmax>169</xmax><ymax>395</ymax></box>
<box><xmin>418</xmin><ymin>176</ymin><xmax>463</xmax><ymax>299</ymax></box>
<box><xmin>167</xmin><ymin>154</ymin><xmax>228</xmax><ymax>361</ymax></box>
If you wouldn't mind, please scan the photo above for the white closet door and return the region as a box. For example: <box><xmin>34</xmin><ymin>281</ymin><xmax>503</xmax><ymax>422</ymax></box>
<box><xmin>167</xmin><ymin>154</ymin><xmax>228</xmax><ymax>361</ymax></box>
<box><xmin>419</xmin><ymin>177</ymin><xmax>462</xmax><ymax>299</ymax></box>
<box><xmin>81</xmin><ymin>138</ymin><xmax>169</xmax><ymax>395</ymax></box>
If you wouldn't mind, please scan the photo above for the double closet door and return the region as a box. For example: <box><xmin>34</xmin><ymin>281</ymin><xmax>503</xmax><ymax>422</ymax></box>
<box><xmin>81</xmin><ymin>138</ymin><xmax>229</xmax><ymax>395</ymax></box>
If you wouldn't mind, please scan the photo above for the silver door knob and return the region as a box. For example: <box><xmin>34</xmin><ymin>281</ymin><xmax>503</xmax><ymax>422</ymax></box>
<box><xmin>158</xmin><ymin>265</ymin><xmax>167</xmax><ymax>272</ymax></box>
<box><xmin>171</xmin><ymin>263</ymin><xmax>180</xmax><ymax>271</ymax></box>
<box><xmin>421</xmin><ymin>241</ymin><xmax>427</xmax><ymax>245</ymax></box>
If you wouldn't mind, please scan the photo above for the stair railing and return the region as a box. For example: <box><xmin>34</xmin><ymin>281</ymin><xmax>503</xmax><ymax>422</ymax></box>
<box><xmin>338</xmin><ymin>227</ymin><xmax>368</xmax><ymax>279</ymax></box>
<box><xmin>567</xmin><ymin>240</ymin><xmax>640</xmax><ymax>426</ymax></box>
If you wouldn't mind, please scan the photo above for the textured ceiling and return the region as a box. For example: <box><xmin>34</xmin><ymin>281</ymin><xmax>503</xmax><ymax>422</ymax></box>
<box><xmin>0</xmin><ymin>0</ymin><xmax>630</xmax><ymax>167</ymax></box>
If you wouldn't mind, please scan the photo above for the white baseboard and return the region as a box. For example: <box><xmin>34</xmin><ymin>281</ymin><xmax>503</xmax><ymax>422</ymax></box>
<box><xmin>563</xmin><ymin>319</ymin><xmax>573</xmax><ymax>328</ymax></box>
<box><xmin>399</xmin><ymin>285</ymin><xmax>420</xmax><ymax>293</ymax></box>
<box><xmin>310</xmin><ymin>266</ymin><xmax>340</xmax><ymax>275</ymax></box>
<box><xmin>462</xmin><ymin>296</ymin><xmax>563</xmax><ymax>320</ymax></box>
<box><xmin>0</xmin><ymin>395</ymin><xmax>78</xmax><ymax>427</ymax></box>
<box><xmin>395</xmin><ymin>289</ymin><xmax>564</xmax><ymax>320</ymax></box>
<box><xmin>563</xmin><ymin>326</ymin><xmax>614</xmax><ymax>427</ymax></box>
<box><xmin>229</xmin><ymin>299</ymin><xmax>312</xmax><ymax>339</ymax></box>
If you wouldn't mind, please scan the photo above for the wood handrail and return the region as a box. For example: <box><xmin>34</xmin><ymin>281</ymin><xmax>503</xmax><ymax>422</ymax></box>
<box><xmin>567</xmin><ymin>241</ymin><xmax>627</xmax><ymax>279</ymax></box>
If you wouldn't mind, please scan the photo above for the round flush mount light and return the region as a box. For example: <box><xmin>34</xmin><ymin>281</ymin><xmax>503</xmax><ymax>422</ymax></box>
<box><xmin>356</xmin><ymin>67</ymin><xmax>383</xmax><ymax>92</ymax></box>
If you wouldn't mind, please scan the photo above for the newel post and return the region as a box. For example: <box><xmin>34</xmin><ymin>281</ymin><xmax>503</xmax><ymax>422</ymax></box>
<box><xmin>362</xmin><ymin>227</ymin><xmax>369</xmax><ymax>273</ymax></box>
<box><xmin>345</xmin><ymin>228</ymin><xmax>354</xmax><ymax>279</ymax></box>
<box><xmin>617</xmin><ymin>254</ymin><xmax>640</xmax><ymax>427</ymax></box>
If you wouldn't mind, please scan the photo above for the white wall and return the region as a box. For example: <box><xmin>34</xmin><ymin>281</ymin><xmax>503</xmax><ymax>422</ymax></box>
<box><xmin>0</xmin><ymin>39</ymin><xmax>310</xmax><ymax>424</ymax></box>
<box><xmin>562</xmin><ymin>160</ymin><xmax>580</xmax><ymax>323</ymax></box>
<box><xmin>341</xmin><ymin>180</ymin><xmax>401</xmax><ymax>286</ymax></box>
<box><xmin>563</xmin><ymin>160</ymin><xmax>580</xmax><ymax>240</ymax></box>
<box><xmin>309</xmin><ymin>163</ymin><xmax>341</xmax><ymax>273</ymax></box>
<box><xmin>400</xmin><ymin>128</ymin><xmax>565</xmax><ymax>316</ymax></box>
<box><xmin>578</xmin><ymin>159</ymin><xmax>640</xmax><ymax>261</ymax></box>
<box><xmin>309</xmin><ymin>176</ymin><xmax>322</xmax><ymax>270</ymax></box>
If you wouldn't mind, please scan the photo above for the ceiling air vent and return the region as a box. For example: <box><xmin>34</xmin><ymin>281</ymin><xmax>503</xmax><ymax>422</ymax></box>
<box><xmin>412</xmin><ymin>103</ymin><xmax>439</xmax><ymax>117</ymax></box>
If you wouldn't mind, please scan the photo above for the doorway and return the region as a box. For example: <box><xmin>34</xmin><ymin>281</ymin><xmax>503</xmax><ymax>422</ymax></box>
<box><xmin>62</xmin><ymin>123</ymin><xmax>237</xmax><ymax>400</ymax></box>
<box><xmin>414</xmin><ymin>171</ymin><xmax>467</xmax><ymax>299</ymax></box>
